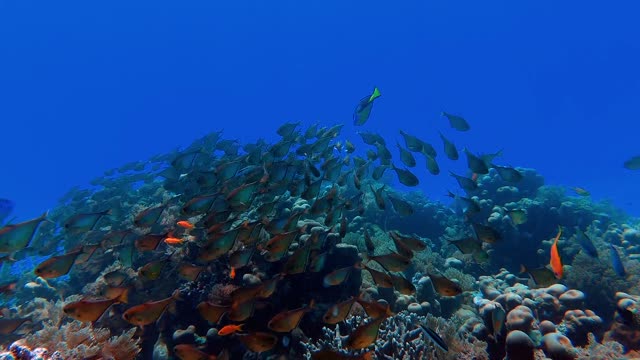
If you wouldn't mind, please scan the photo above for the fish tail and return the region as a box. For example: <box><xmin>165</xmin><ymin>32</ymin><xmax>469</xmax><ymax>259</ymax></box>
<box><xmin>519</xmin><ymin>264</ymin><xmax>527</xmax><ymax>274</ymax></box>
<box><xmin>116</xmin><ymin>288</ymin><xmax>130</xmax><ymax>304</ymax></box>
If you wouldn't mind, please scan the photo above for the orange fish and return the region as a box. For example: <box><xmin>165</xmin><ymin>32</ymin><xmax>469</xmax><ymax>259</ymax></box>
<box><xmin>122</xmin><ymin>290</ymin><xmax>180</xmax><ymax>326</ymax></box>
<box><xmin>218</xmin><ymin>324</ymin><xmax>243</xmax><ymax>336</ymax></box>
<box><xmin>550</xmin><ymin>226</ymin><xmax>563</xmax><ymax>279</ymax></box>
<box><xmin>173</xmin><ymin>344</ymin><xmax>217</xmax><ymax>360</ymax></box>
<box><xmin>229</xmin><ymin>267</ymin><xmax>236</xmax><ymax>279</ymax></box>
<box><xmin>164</xmin><ymin>236</ymin><xmax>184</xmax><ymax>246</ymax></box>
<box><xmin>63</xmin><ymin>288</ymin><xmax>129</xmax><ymax>322</ymax></box>
<box><xmin>177</xmin><ymin>221</ymin><xmax>195</xmax><ymax>230</ymax></box>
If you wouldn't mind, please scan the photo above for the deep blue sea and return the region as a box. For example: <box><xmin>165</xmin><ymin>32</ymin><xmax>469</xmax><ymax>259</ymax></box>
<box><xmin>2</xmin><ymin>1</ymin><xmax>639</xmax><ymax>221</ymax></box>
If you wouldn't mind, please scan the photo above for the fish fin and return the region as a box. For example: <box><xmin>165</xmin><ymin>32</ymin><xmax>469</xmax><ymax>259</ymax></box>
<box><xmin>117</xmin><ymin>288</ymin><xmax>130</xmax><ymax>304</ymax></box>
<box><xmin>519</xmin><ymin>264</ymin><xmax>527</xmax><ymax>274</ymax></box>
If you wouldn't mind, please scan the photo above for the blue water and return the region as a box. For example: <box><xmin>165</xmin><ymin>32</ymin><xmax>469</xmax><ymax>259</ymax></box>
<box><xmin>2</xmin><ymin>1</ymin><xmax>639</xmax><ymax>221</ymax></box>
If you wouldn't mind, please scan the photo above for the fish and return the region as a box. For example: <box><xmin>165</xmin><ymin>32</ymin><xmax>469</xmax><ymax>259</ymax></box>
<box><xmin>323</xmin><ymin>264</ymin><xmax>361</xmax><ymax>287</ymax></box>
<box><xmin>345</xmin><ymin>316</ymin><xmax>387</xmax><ymax>350</ymax></box>
<box><xmin>389</xmin><ymin>273</ymin><xmax>415</xmax><ymax>295</ymax></box>
<box><xmin>419</xmin><ymin>324</ymin><xmax>449</xmax><ymax>352</ymax></box>
<box><xmin>491</xmin><ymin>306</ymin><xmax>506</xmax><ymax>339</ymax></box>
<box><xmin>399</xmin><ymin>130</ymin><xmax>423</xmax><ymax>152</ymax></box>
<box><xmin>439</xmin><ymin>132</ymin><xmax>459</xmax><ymax>160</ymax></box>
<box><xmin>353</xmin><ymin>87</ymin><xmax>381</xmax><ymax>126</ymax></box>
<box><xmin>363</xmin><ymin>264</ymin><xmax>393</xmax><ymax>288</ymax></box>
<box><xmin>356</xmin><ymin>295</ymin><xmax>394</xmax><ymax>319</ymax></box>
<box><xmin>472</xmin><ymin>223</ymin><xmax>501</xmax><ymax>244</ymax></box>
<box><xmin>397</xmin><ymin>142</ymin><xmax>416</xmax><ymax>167</ymax></box>
<box><xmin>425</xmin><ymin>154</ymin><xmax>440</xmax><ymax>175</ymax></box>
<box><xmin>218</xmin><ymin>324</ymin><xmax>244</xmax><ymax>336</ymax></box>
<box><xmin>449</xmin><ymin>171</ymin><xmax>478</xmax><ymax>192</ymax></box>
<box><xmin>447</xmin><ymin>237</ymin><xmax>489</xmax><ymax>263</ymax></box>
<box><xmin>577</xmin><ymin>230</ymin><xmax>598</xmax><ymax>258</ymax></box>
<box><xmin>0</xmin><ymin>199</ymin><xmax>15</xmax><ymax>225</ymax></box>
<box><xmin>236</xmin><ymin>332</ymin><xmax>278</xmax><ymax>353</ymax></box>
<box><xmin>63</xmin><ymin>288</ymin><xmax>129</xmax><ymax>322</ymax></box>
<box><xmin>135</xmin><ymin>233</ymin><xmax>167</xmax><ymax>251</ymax></box>
<box><xmin>323</xmin><ymin>297</ymin><xmax>357</xmax><ymax>324</ymax></box>
<box><xmin>624</xmin><ymin>155</ymin><xmax>640</xmax><ymax>170</ymax></box>
<box><xmin>370</xmin><ymin>184</ymin><xmax>386</xmax><ymax>210</ymax></box>
<box><xmin>391</xmin><ymin>164</ymin><xmax>419</xmax><ymax>187</ymax></box>
<box><xmin>550</xmin><ymin>226</ymin><xmax>563</xmax><ymax>279</ymax></box>
<box><xmin>35</xmin><ymin>249</ymin><xmax>83</xmax><ymax>279</ymax></box>
<box><xmin>268</xmin><ymin>299</ymin><xmax>315</xmax><ymax>333</ymax></box>
<box><xmin>179</xmin><ymin>263</ymin><xmax>206</xmax><ymax>281</ymax></box>
<box><xmin>572</xmin><ymin>187</ymin><xmax>590</xmax><ymax>196</ymax></box>
<box><xmin>428</xmin><ymin>273</ymin><xmax>462</xmax><ymax>296</ymax></box>
<box><xmin>277</xmin><ymin>121</ymin><xmax>300</xmax><ymax>138</ymax></box>
<box><xmin>364</xmin><ymin>252</ymin><xmax>411</xmax><ymax>272</ymax></box>
<box><xmin>0</xmin><ymin>317</ymin><xmax>29</xmax><ymax>335</ymax></box>
<box><xmin>520</xmin><ymin>264</ymin><xmax>556</xmax><ymax>287</ymax></box>
<box><xmin>311</xmin><ymin>350</ymin><xmax>373</xmax><ymax>360</ymax></box>
<box><xmin>173</xmin><ymin>344</ymin><xmax>217</xmax><ymax>360</ymax></box>
<box><xmin>506</xmin><ymin>209</ymin><xmax>528</xmax><ymax>225</ymax></box>
<box><xmin>164</xmin><ymin>235</ymin><xmax>184</xmax><ymax>246</ymax></box>
<box><xmin>0</xmin><ymin>211</ymin><xmax>48</xmax><ymax>253</ymax></box>
<box><xmin>609</xmin><ymin>244</ymin><xmax>626</xmax><ymax>277</ymax></box>
<box><xmin>122</xmin><ymin>290</ymin><xmax>180</xmax><ymax>326</ymax></box>
<box><xmin>0</xmin><ymin>282</ymin><xmax>17</xmax><ymax>296</ymax></box>
<box><xmin>64</xmin><ymin>209</ymin><xmax>110</xmax><ymax>233</ymax></box>
<box><xmin>103</xmin><ymin>269</ymin><xmax>129</xmax><ymax>287</ymax></box>
<box><xmin>197</xmin><ymin>302</ymin><xmax>230</xmax><ymax>324</ymax></box>
<box><xmin>133</xmin><ymin>205</ymin><xmax>166</xmax><ymax>227</ymax></box>
<box><xmin>442</xmin><ymin>111</ymin><xmax>470</xmax><ymax>132</ymax></box>
<box><xmin>387</xmin><ymin>195</ymin><xmax>414</xmax><ymax>216</ymax></box>
<box><xmin>138</xmin><ymin>258</ymin><xmax>170</xmax><ymax>280</ymax></box>
<box><xmin>492</xmin><ymin>164</ymin><xmax>523</xmax><ymax>183</ymax></box>
<box><xmin>177</xmin><ymin>220</ymin><xmax>195</xmax><ymax>229</ymax></box>
<box><xmin>464</xmin><ymin>148</ymin><xmax>489</xmax><ymax>174</ymax></box>
<box><xmin>363</xmin><ymin>228</ymin><xmax>376</xmax><ymax>254</ymax></box>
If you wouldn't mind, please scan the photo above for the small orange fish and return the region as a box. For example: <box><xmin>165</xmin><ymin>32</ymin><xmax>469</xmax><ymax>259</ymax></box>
<box><xmin>550</xmin><ymin>226</ymin><xmax>563</xmax><ymax>279</ymax></box>
<box><xmin>177</xmin><ymin>221</ymin><xmax>195</xmax><ymax>230</ymax></box>
<box><xmin>164</xmin><ymin>236</ymin><xmax>184</xmax><ymax>246</ymax></box>
<box><xmin>218</xmin><ymin>323</ymin><xmax>243</xmax><ymax>336</ymax></box>
<box><xmin>229</xmin><ymin>267</ymin><xmax>236</xmax><ymax>279</ymax></box>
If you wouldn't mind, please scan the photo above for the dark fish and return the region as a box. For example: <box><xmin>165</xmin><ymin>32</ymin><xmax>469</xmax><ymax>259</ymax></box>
<box><xmin>464</xmin><ymin>149</ymin><xmax>489</xmax><ymax>174</ymax></box>
<box><xmin>472</xmin><ymin>223</ymin><xmax>501</xmax><ymax>244</ymax></box>
<box><xmin>387</xmin><ymin>195</ymin><xmax>414</xmax><ymax>217</ymax></box>
<box><xmin>363</xmin><ymin>264</ymin><xmax>393</xmax><ymax>288</ymax></box>
<box><xmin>419</xmin><ymin>324</ymin><xmax>449</xmax><ymax>352</ymax></box>
<box><xmin>446</xmin><ymin>191</ymin><xmax>481</xmax><ymax>215</ymax></box>
<box><xmin>492</xmin><ymin>164</ymin><xmax>523</xmax><ymax>183</ymax></box>
<box><xmin>353</xmin><ymin>87</ymin><xmax>381</xmax><ymax>126</ymax></box>
<box><xmin>64</xmin><ymin>210</ymin><xmax>110</xmax><ymax>233</ymax></box>
<box><xmin>449</xmin><ymin>172</ymin><xmax>477</xmax><ymax>192</ymax></box>
<box><xmin>425</xmin><ymin>155</ymin><xmax>440</xmax><ymax>175</ymax></box>
<box><xmin>346</xmin><ymin>316</ymin><xmax>387</xmax><ymax>350</ymax></box>
<box><xmin>520</xmin><ymin>265</ymin><xmax>556</xmax><ymax>287</ymax></box>
<box><xmin>358</xmin><ymin>131</ymin><xmax>385</xmax><ymax>146</ymax></box>
<box><xmin>134</xmin><ymin>205</ymin><xmax>166</xmax><ymax>227</ymax></box>
<box><xmin>428</xmin><ymin>273</ymin><xmax>462</xmax><ymax>296</ymax></box>
<box><xmin>439</xmin><ymin>132</ymin><xmax>459</xmax><ymax>160</ymax></box>
<box><xmin>277</xmin><ymin>122</ymin><xmax>300</xmax><ymax>138</ymax></box>
<box><xmin>609</xmin><ymin>244</ymin><xmax>626</xmax><ymax>277</ymax></box>
<box><xmin>442</xmin><ymin>111</ymin><xmax>470</xmax><ymax>131</ymax></box>
<box><xmin>389</xmin><ymin>231</ymin><xmax>426</xmax><ymax>252</ymax></box>
<box><xmin>389</xmin><ymin>273</ymin><xmax>415</xmax><ymax>295</ymax></box>
<box><xmin>577</xmin><ymin>230</ymin><xmax>598</xmax><ymax>258</ymax></box>
<box><xmin>365</xmin><ymin>252</ymin><xmax>411</xmax><ymax>272</ymax></box>
<box><xmin>311</xmin><ymin>350</ymin><xmax>373</xmax><ymax>360</ymax></box>
<box><xmin>391</xmin><ymin>164</ymin><xmax>419</xmax><ymax>187</ymax></box>
<box><xmin>399</xmin><ymin>130</ymin><xmax>423</xmax><ymax>152</ymax></box>
<box><xmin>0</xmin><ymin>199</ymin><xmax>15</xmax><ymax>225</ymax></box>
<box><xmin>372</xmin><ymin>165</ymin><xmax>388</xmax><ymax>180</ymax></box>
<box><xmin>624</xmin><ymin>156</ymin><xmax>640</xmax><ymax>170</ymax></box>
<box><xmin>363</xmin><ymin>228</ymin><xmax>375</xmax><ymax>254</ymax></box>
<box><xmin>0</xmin><ymin>317</ymin><xmax>29</xmax><ymax>335</ymax></box>
<box><xmin>420</xmin><ymin>142</ymin><xmax>437</xmax><ymax>158</ymax></box>
<box><xmin>397</xmin><ymin>142</ymin><xmax>416</xmax><ymax>167</ymax></box>
<box><xmin>448</xmin><ymin>237</ymin><xmax>489</xmax><ymax>263</ymax></box>
<box><xmin>370</xmin><ymin>184</ymin><xmax>386</xmax><ymax>210</ymax></box>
